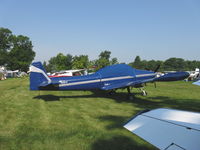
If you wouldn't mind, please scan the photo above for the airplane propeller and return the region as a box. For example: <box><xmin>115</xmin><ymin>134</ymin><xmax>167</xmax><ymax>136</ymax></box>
<box><xmin>145</xmin><ymin>64</ymin><xmax>161</xmax><ymax>72</ymax></box>
<box><xmin>145</xmin><ymin>64</ymin><xmax>161</xmax><ymax>88</ymax></box>
<box><xmin>154</xmin><ymin>64</ymin><xmax>160</xmax><ymax>72</ymax></box>
<box><xmin>153</xmin><ymin>64</ymin><xmax>161</xmax><ymax>88</ymax></box>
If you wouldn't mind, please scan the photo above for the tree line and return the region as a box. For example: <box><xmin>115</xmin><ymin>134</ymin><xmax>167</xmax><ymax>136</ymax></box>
<box><xmin>44</xmin><ymin>52</ymin><xmax>200</xmax><ymax>73</ymax></box>
<box><xmin>129</xmin><ymin>56</ymin><xmax>200</xmax><ymax>71</ymax></box>
<box><xmin>1</xmin><ymin>27</ymin><xmax>200</xmax><ymax>73</ymax></box>
<box><xmin>43</xmin><ymin>50</ymin><xmax>119</xmax><ymax>72</ymax></box>
<box><xmin>0</xmin><ymin>27</ymin><xmax>35</xmax><ymax>72</ymax></box>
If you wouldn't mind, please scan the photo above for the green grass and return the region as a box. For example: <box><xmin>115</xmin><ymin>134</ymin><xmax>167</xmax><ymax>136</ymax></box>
<box><xmin>0</xmin><ymin>78</ymin><xmax>200</xmax><ymax>150</ymax></box>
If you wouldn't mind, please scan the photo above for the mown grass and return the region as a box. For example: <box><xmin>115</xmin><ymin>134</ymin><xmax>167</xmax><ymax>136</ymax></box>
<box><xmin>0</xmin><ymin>77</ymin><xmax>200</xmax><ymax>150</ymax></box>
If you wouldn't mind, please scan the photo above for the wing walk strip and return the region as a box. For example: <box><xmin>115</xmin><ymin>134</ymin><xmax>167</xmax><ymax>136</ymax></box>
<box><xmin>142</xmin><ymin>114</ymin><xmax>200</xmax><ymax>132</ymax></box>
<box><xmin>59</xmin><ymin>76</ymin><xmax>133</xmax><ymax>87</ymax></box>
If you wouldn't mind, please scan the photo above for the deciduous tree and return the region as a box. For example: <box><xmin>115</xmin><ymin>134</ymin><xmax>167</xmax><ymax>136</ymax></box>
<box><xmin>72</xmin><ymin>55</ymin><xmax>89</xmax><ymax>69</ymax></box>
<box><xmin>7</xmin><ymin>35</ymin><xmax>35</xmax><ymax>71</ymax></box>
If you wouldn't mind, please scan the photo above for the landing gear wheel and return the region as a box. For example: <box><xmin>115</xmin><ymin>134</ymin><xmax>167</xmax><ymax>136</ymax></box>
<box><xmin>142</xmin><ymin>90</ymin><xmax>147</xmax><ymax>96</ymax></box>
<box><xmin>109</xmin><ymin>90</ymin><xmax>116</xmax><ymax>95</ymax></box>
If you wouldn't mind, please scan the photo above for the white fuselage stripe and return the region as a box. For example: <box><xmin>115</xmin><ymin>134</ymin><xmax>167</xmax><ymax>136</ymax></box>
<box><xmin>60</xmin><ymin>79</ymin><xmax>101</xmax><ymax>87</ymax></box>
<box><xmin>101</xmin><ymin>76</ymin><xmax>133</xmax><ymax>81</ymax></box>
<box><xmin>59</xmin><ymin>76</ymin><xmax>133</xmax><ymax>87</ymax></box>
<box><xmin>136</xmin><ymin>73</ymin><xmax>156</xmax><ymax>77</ymax></box>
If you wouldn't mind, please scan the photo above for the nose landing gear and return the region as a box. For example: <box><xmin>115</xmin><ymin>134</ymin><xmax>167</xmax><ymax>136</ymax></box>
<box><xmin>140</xmin><ymin>88</ymin><xmax>148</xmax><ymax>96</ymax></box>
<box><xmin>127</xmin><ymin>87</ymin><xmax>134</xmax><ymax>100</ymax></box>
<box><xmin>127</xmin><ymin>87</ymin><xmax>148</xmax><ymax>100</ymax></box>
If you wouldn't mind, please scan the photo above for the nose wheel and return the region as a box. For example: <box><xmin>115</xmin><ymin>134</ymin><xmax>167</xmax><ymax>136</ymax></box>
<box><xmin>140</xmin><ymin>88</ymin><xmax>148</xmax><ymax>96</ymax></box>
<box><xmin>108</xmin><ymin>90</ymin><xmax>116</xmax><ymax>95</ymax></box>
<box><xmin>126</xmin><ymin>87</ymin><xmax>148</xmax><ymax>99</ymax></box>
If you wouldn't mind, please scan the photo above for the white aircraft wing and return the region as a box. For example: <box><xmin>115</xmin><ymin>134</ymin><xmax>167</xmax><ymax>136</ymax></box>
<box><xmin>124</xmin><ymin>108</ymin><xmax>200</xmax><ymax>150</ymax></box>
<box><xmin>193</xmin><ymin>79</ymin><xmax>200</xmax><ymax>86</ymax></box>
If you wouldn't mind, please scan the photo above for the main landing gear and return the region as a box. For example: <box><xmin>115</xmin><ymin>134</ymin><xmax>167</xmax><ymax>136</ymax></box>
<box><xmin>108</xmin><ymin>89</ymin><xmax>116</xmax><ymax>95</ymax></box>
<box><xmin>108</xmin><ymin>87</ymin><xmax>148</xmax><ymax>100</ymax></box>
<box><xmin>127</xmin><ymin>87</ymin><xmax>134</xmax><ymax>100</ymax></box>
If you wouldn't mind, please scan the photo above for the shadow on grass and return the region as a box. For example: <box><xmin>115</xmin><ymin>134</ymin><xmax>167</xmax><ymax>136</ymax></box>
<box><xmin>99</xmin><ymin>115</ymin><xmax>130</xmax><ymax>130</ymax></box>
<box><xmin>33</xmin><ymin>90</ymin><xmax>159</xmax><ymax>104</ymax></box>
<box><xmin>33</xmin><ymin>91</ymin><xmax>200</xmax><ymax>112</ymax></box>
<box><xmin>148</xmin><ymin>96</ymin><xmax>200</xmax><ymax>112</ymax></box>
<box><xmin>34</xmin><ymin>95</ymin><xmax>60</xmax><ymax>101</ymax></box>
<box><xmin>91</xmin><ymin>135</ymin><xmax>156</xmax><ymax>150</ymax></box>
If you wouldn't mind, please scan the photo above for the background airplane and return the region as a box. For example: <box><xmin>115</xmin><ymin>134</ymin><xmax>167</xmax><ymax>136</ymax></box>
<box><xmin>187</xmin><ymin>68</ymin><xmax>199</xmax><ymax>81</ymax></box>
<box><xmin>30</xmin><ymin>62</ymin><xmax>189</xmax><ymax>99</ymax></box>
<box><xmin>48</xmin><ymin>69</ymin><xmax>87</xmax><ymax>78</ymax></box>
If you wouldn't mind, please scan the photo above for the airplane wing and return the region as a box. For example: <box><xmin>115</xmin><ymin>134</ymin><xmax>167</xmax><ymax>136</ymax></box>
<box><xmin>124</xmin><ymin>108</ymin><xmax>200</xmax><ymax>150</ymax></box>
<box><xmin>193</xmin><ymin>80</ymin><xmax>200</xmax><ymax>86</ymax></box>
<box><xmin>101</xmin><ymin>80</ymin><xmax>134</xmax><ymax>90</ymax></box>
<box><xmin>101</xmin><ymin>78</ymin><xmax>155</xmax><ymax>90</ymax></box>
<box><xmin>133</xmin><ymin>78</ymin><xmax>155</xmax><ymax>85</ymax></box>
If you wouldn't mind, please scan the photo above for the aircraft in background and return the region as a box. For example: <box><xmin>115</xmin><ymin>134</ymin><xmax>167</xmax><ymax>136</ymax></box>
<box><xmin>29</xmin><ymin>62</ymin><xmax>189</xmax><ymax>99</ymax></box>
<box><xmin>187</xmin><ymin>68</ymin><xmax>199</xmax><ymax>81</ymax></box>
<box><xmin>124</xmin><ymin>108</ymin><xmax>200</xmax><ymax>150</ymax></box>
<box><xmin>48</xmin><ymin>69</ymin><xmax>87</xmax><ymax>78</ymax></box>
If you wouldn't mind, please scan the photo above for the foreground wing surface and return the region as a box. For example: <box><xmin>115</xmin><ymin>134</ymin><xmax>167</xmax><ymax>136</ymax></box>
<box><xmin>124</xmin><ymin>108</ymin><xmax>200</xmax><ymax>150</ymax></box>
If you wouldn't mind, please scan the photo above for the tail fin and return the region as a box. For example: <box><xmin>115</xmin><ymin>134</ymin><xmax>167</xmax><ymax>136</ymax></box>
<box><xmin>29</xmin><ymin>62</ymin><xmax>51</xmax><ymax>90</ymax></box>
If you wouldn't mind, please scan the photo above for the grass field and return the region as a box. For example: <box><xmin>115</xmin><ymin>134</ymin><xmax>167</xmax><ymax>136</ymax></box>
<box><xmin>0</xmin><ymin>77</ymin><xmax>200</xmax><ymax>150</ymax></box>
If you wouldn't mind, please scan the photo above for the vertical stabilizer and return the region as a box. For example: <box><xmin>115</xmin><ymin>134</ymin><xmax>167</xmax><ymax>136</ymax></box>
<box><xmin>29</xmin><ymin>62</ymin><xmax>51</xmax><ymax>90</ymax></box>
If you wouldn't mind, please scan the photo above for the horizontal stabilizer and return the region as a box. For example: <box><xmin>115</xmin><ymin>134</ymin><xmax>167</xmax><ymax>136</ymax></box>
<box><xmin>39</xmin><ymin>82</ymin><xmax>51</xmax><ymax>87</ymax></box>
<box><xmin>124</xmin><ymin>108</ymin><xmax>200</xmax><ymax>150</ymax></box>
<box><xmin>30</xmin><ymin>62</ymin><xmax>51</xmax><ymax>90</ymax></box>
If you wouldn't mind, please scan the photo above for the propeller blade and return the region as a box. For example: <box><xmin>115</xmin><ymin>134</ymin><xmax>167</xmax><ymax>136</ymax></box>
<box><xmin>197</xmin><ymin>73</ymin><xmax>199</xmax><ymax>78</ymax></box>
<box><xmin>154</xmin><ymin>64</ymin><xmax>161</xmax><ymax>72</ymax></box>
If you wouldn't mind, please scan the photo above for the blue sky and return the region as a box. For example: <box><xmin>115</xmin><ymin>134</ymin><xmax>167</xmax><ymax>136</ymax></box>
<box><xmin>0</xmin><ymin>0</ymin><xmax>200</xmax><ymax>63</ymax></box>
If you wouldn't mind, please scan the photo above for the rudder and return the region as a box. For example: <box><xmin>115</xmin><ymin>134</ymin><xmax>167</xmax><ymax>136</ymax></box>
<box><xmin>29</xmin><ymin>62</ymin><xmax>51</xmax><ymax>90</ymax></box>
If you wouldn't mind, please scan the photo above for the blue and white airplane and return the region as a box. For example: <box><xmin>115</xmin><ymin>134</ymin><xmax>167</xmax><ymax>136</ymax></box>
<box><xmin>30</xmin><ymin>62</ymin><xmax>189</xmax><ymax>99</ymax></box>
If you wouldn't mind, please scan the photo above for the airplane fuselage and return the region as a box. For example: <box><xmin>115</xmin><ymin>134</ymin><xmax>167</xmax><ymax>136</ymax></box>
<box><xmin>30</xmin><ymin>62</ymin><xmax>189</xmax><ymax>92</ymax></box>
<box><xmin>38</xmin><ymin>64</ymin><xmax>156</xmax><ymax>91</ymax></box>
